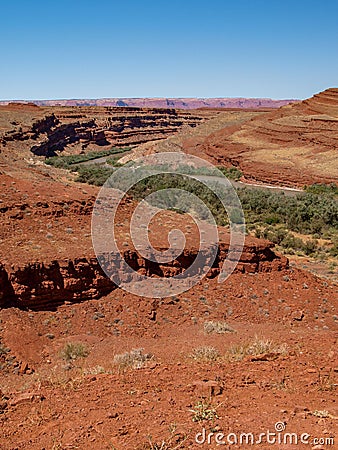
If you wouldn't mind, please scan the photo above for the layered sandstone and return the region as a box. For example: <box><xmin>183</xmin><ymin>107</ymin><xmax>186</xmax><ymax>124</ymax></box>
<box><xmin>0</xmin><ymin>239</ymin><xmax>288</xmax><ymax>310</ymax></box>
<box><xmin>0</xmin><ymin>104</ymin><xmax>212</xmax><ymax>158</ymax></box>
<box><xmin>197</xmin><ymin>88</ymin><xmax>338</xmax><ymax>185</ymax></box>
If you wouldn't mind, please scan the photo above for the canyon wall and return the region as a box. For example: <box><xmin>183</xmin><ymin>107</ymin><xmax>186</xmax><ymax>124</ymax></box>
<box><xmin>0</xmin><ymin>105</ymin><xmax>209</xmax><ymax>157</ymax></box>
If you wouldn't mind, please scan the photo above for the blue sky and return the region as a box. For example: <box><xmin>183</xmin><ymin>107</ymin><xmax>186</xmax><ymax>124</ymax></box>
<box><xmin>1</xmin><ymin>0</ymin><xmax>337</xmax><ymax>100</ymax></box>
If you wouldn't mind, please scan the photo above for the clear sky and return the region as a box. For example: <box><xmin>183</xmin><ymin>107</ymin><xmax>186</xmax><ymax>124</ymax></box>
<box><xmin>1</xmin><ymin>0</ymin><xmax>337</xmax><ymax>100</ymax></box>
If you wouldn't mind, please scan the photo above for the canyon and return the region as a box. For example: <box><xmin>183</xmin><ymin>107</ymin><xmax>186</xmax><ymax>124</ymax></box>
<box><xmin>0</xmin><ymin>103</ymin><xmax>213</xmax><ymax>157</ymax></box>
<box><xmin>0</xmin><ymin>91</ymin><xmax>336</xmax><ymax>450</ymax></box>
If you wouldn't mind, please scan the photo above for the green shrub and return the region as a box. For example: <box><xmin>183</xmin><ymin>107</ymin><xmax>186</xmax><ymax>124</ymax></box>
<box><xmin>302</xmin><ymin>239</ymin><xmax>318</xmax><ymax>256</ymax></box>
<box><xmin>74</xmin><ymin>166</ymin><xmax>115</xmax><ymax>185</ymax></box>
<box><xmin>218</xmin><ymin>166</ymin><xmax>242</xmax><ymax>181</ymax></box>
<box><xmin>330</xmin><ymin>240</ymin><xmax>338</xmax><ymax>257</ymax></box>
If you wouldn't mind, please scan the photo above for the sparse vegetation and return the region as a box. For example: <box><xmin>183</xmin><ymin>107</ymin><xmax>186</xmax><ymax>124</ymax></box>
<box><xmin>227</xmin><ymin>336</ymin><xmax>288</xmax><ymax>361</ymax></box>
<box><xmin>0</xmin><ymin>343</ymin><xmax>9</xmax><ymax>355</ymax></box>
<box><xmin>82</xmin><ymin>365</ymin><xmax>106</xmax><ymax>376</ymax></box>
<box><xmin>253</xmin><ymin>225</ymin><xmax>320</xmax><ymax>255</ymax></box>
<box><xmin>147</xmin><ymin>440</ymin><xmax>185</xmax><ymax>450</ymax></box>
<box><xmin>60</xmin><ymin>342</ymin><xmax>89</xmax><ymax>362</ymax></box>
<box><xmin>204</xmin><ymin>320</ymin><xmax>235</xmax><ymax>334</ymax></box>
<box><xmin>147</xmin><ymin>427</ymin><xmax>187</xmax><ymax>450</ymax></box>
<box><xmin>190</xmin><ymin>346</ymin><xmax>220</xmax><ymax>362</ymax></box>
<box><xmin>190</xmin><ymin>400</ymin><xmax>219</xmax><ymax>422</ymax></box>
<box><xmin>317</xmin><ymin>369</ymin><xmax>336</xmax><ymax>391</ymax></box>
<box><xmin>113</xmin><ymin>348</ymin><xmax>153</xmax><ymax>370</ymax></box>
<box><xmin>312</xmin><ymin>410</ymin><xmax>330</xmax><ymax>418</ymax></box>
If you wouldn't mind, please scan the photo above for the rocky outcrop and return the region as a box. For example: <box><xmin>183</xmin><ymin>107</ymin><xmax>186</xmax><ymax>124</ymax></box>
<box><xmin>4</xmin><ymin>258</ymin><xmax>114</xmax><ymax>310</ymax></box>
<box><xmin>0</xmin><ymin>241</ymin><xmax>288</xmax><ymax>311</ymax></box>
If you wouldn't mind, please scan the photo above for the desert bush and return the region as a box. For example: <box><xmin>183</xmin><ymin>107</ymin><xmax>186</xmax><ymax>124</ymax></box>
<box><xmin>60</xmin><ymin>342</ymin><xmax>89</xmax><ymax>362</ymax></box>
<box><xmin>302</xmin><ymin>239</ymin><xmax>318</xmax><ymax>256</ymax></box>
<box><xmin>113</xmin><ymin>348</ymin><xmax>153</xmax><ymax>370</ymax></box>
<box><xmin>329</xmin><ymin>239</ymin><xmax>338</xmax><ymax>257</ymax></box>
<box><xmin>190</xmin><ymin>400</ymin><xmax>219</xmax><ymax>422</ymax></box>
<box><xmin>204</xmin><ymin>321</ymin><xmax>235</xmax><ymax>334</ymax></box>
<box><xmin>190</xmin><ymin>346</ymin><xmax>220</xmax><ymax>362</ymax></box>
<box><xmin>227</xmin><ymin>336</ymin><xmax>287</xmax><ymax>361</ymax></box>
<box><xmin>0</xmin><ymin>343</ymin><xmax>9</xmax><ymax>355</ymax></box>
<box><xmin>74</xmin><ymin>166</ymin><xmax>115</xmax><ymax>185</ymax></box>
<box><xmin>82</xmin><ymin>365</ymin><xmax>106</xmax><ymax>375</ymax></box>
<box><xmin>218</xmin><ymin>166</ymin><xmax>242</xmax><ymax>181</ymax></box>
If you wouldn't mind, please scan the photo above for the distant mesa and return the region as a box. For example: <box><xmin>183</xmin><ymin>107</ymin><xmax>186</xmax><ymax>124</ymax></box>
<box><xmin>0</xmin><ymin>97</ymin><xmax>296</xmax><ymax>109</ymax></box>
<box><xmin>1</xmin><ymin>101</ymin><xmax>40</xmax><ymax>110</ymax></box>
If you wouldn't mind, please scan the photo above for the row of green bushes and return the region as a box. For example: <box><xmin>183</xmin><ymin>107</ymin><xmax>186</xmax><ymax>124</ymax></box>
<box><xmin>238</xmin><ymin>187</ymin><xmax>337</xmax><ymax>237</ymax></box>
<box><xmin>254</xmin><ymin>225</ymin><xmax>321</xmax><ymax>256</ymax></box>
<box><xmin>255</xmin><ymin>224</ymin><xmax>338</xmax><ymax>257</ymax></box>
<box><xmin>70</xmin><ymin>166</ymin><xmax>337</xmax><ymax>238</ymax></box>
<box><xmin>74</xmin><ymin>165</ymin><xmax>116</xmax><ymax>185</ymax></box>
<box><xmin>304</xmin><ymin>183</ymin><xmax>338</xmax><ymax>196</ymax></box>
<box><xmin>45</xmin><ymin>147</ymin><xmax>130</xmax><ymax>169</ymax></box>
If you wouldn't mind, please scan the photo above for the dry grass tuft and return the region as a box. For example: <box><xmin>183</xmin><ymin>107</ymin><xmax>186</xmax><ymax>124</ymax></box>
<box><xmin>190</xmin><ymin>346</ymin><xmax>220</xmax><ymax>362</ymax></box>
<box><xmin>204</xmin><ymin>321</ymin><xmax>235</xmax><ymax>334</ymax></box>
<box><xmin>60</xmin><ymin>342</ymin><xmax>89</xmax><ymax>362</ymax></box>
<box><xmin>113</xmin><ymin>348</ymin><xmax>153</xmax><ymax>370</ymax></box>
<box><xmin>227</xmin><ymin>336</ymin><xmax>287</xmax><ymax>361</ymax></box>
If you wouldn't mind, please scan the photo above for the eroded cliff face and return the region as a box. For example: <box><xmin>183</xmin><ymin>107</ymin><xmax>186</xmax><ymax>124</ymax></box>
<box><xmin>0</xmin><ymin>242</ymin><xmax>288</xmax><ymax>311</ymax></box>
<box><xmin>0</xmin><ymin>105</ymin><xmax>209</xmax><ymax>157</ymax></box>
